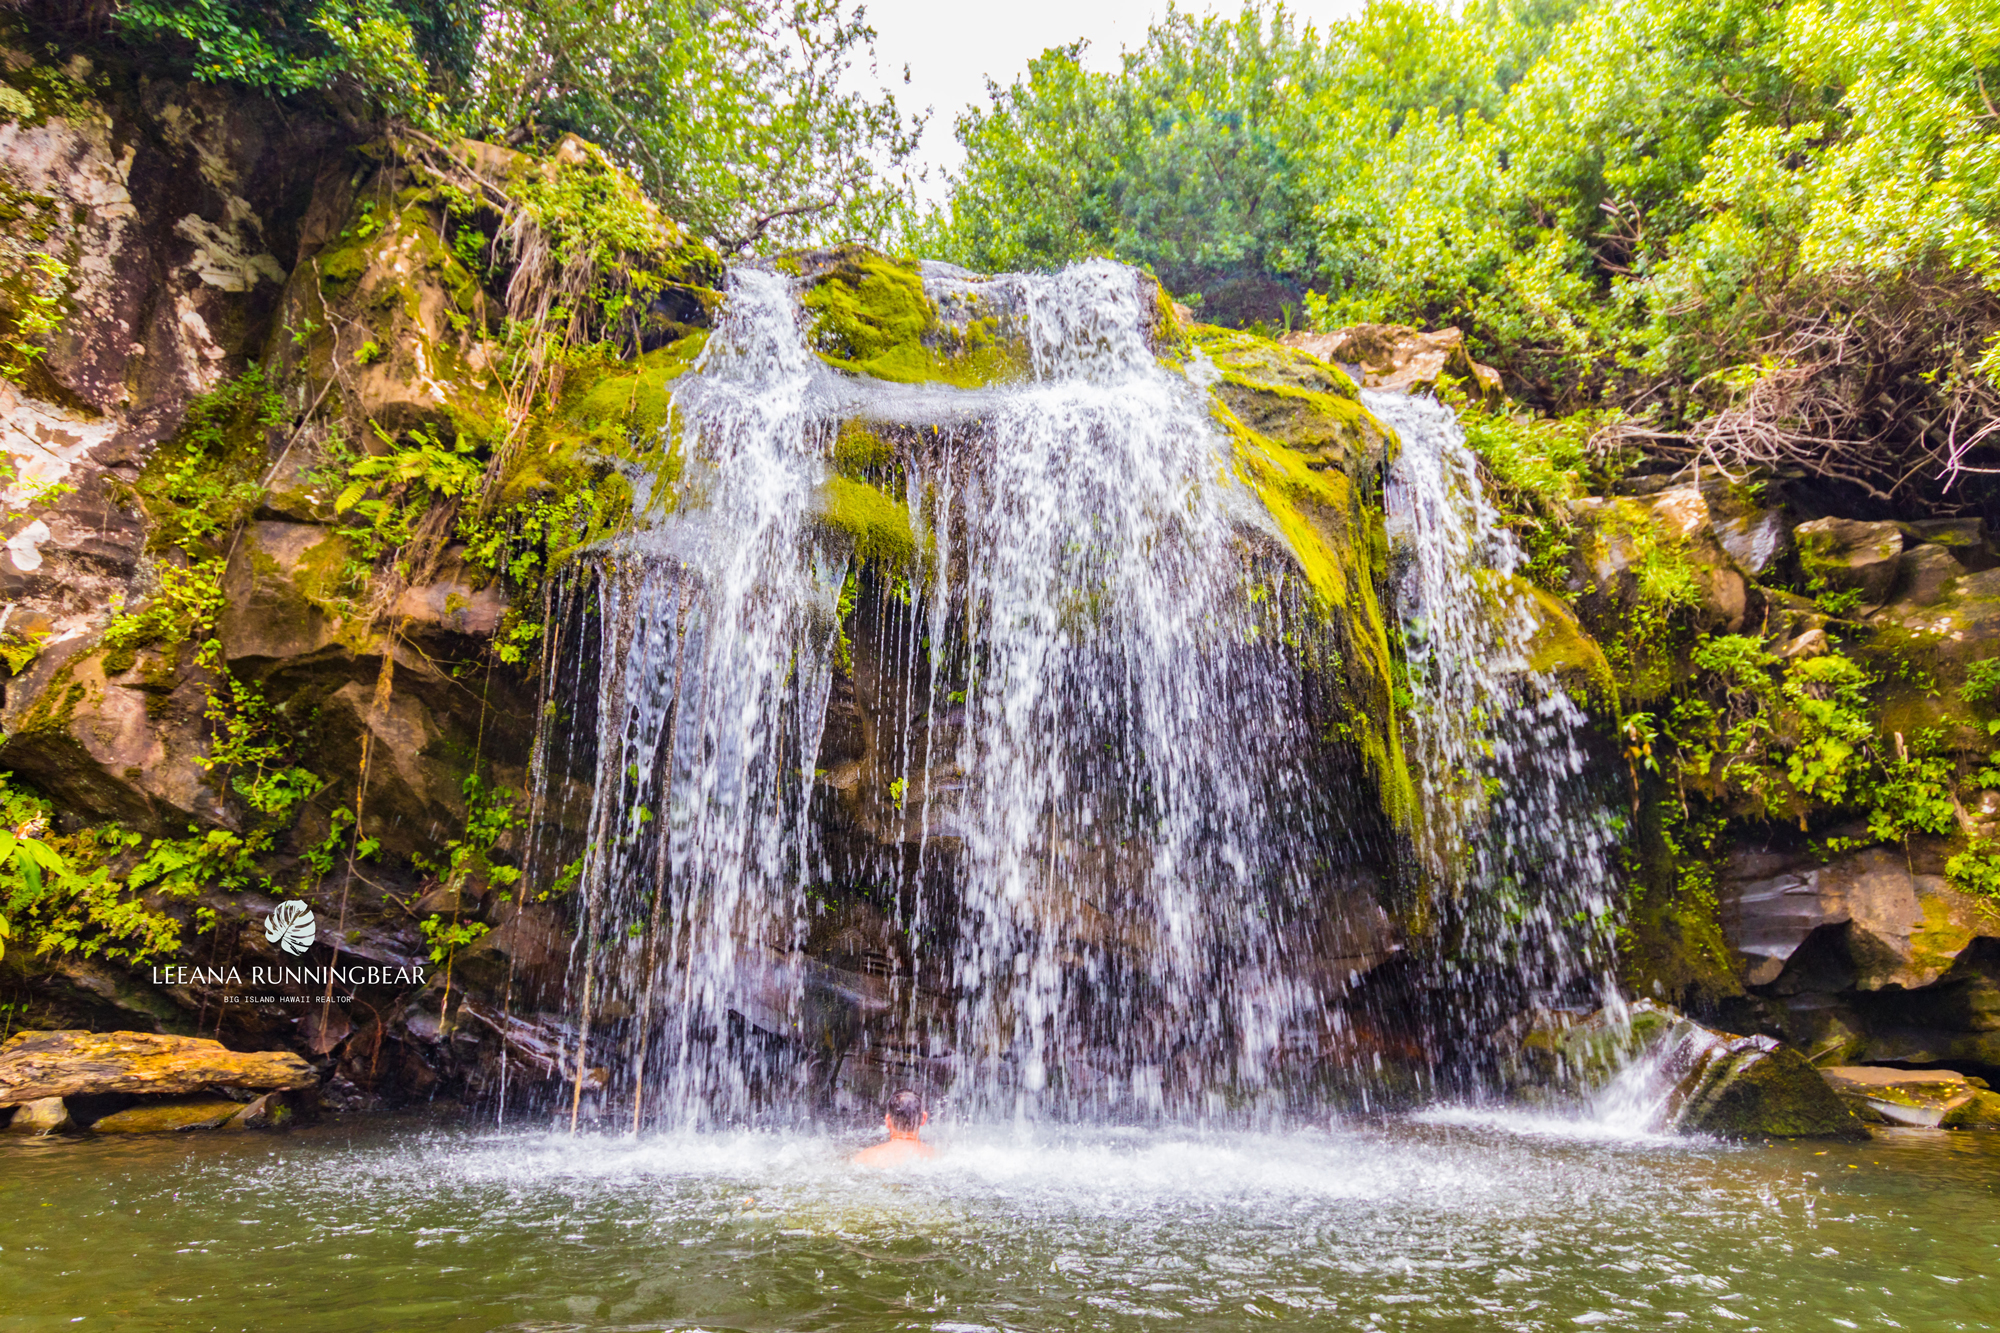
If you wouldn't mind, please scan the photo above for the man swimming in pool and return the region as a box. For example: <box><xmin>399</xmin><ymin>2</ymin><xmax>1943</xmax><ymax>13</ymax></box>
<box><xmin>852</xmin><ymin>1089</ymin><xmax>935</xmax><ymax>1166</ymax></box>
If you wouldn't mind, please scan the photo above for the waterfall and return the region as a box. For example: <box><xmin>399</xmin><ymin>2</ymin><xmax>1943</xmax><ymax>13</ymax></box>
<box><xmin>530</xmin><ymin>260</ymin><xmax>1614</xmax><ymax>1129</ymax></box>
<box><xmin>537</xmin><ymin>268</ymin><xmax>847</xmax><ymax>1127</ymax></box>
<box><xmin>921</xmin><ymin>262</ymin><xmax>1368</xmax><ymax>1118</ymax></box>
<box><xmin>1372</xmin><ymin>391</ymin><xmax>1617</xmax><ymax>1038</ymax></box>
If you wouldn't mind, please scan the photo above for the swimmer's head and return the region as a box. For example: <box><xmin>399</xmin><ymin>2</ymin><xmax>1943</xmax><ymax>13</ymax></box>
<box><xmin>885</xmin><ymin>1088</ymin><xmax>924</xmax><ymax>1133</ymax></box>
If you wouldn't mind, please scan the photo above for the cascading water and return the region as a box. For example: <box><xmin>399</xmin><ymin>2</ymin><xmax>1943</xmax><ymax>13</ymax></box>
<box><xmin>536</xmin><ymin>268</ymin><xmax>848</xmax><ymax>1127</ymax></box>
<box><xmin>917</xmin><ymin>263</ymin><xmax>1370</xmax><ymax>1118</ymax></box>
<box><xmin>1372</xmin><ymin>391</ymin><xmax>1618</xmax><ymax>1038</ymax></box>
<box><xmin>530</xmin><ymin>258</ymin><xmax>1615</xmax><ymax>1129</ymax></box>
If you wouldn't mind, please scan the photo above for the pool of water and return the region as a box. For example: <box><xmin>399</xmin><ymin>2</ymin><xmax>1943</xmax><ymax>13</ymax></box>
<box><xmin>2</xmin><ymin>1110</ymin><xmax>1995</xmax><ymax>1332</ymax></box>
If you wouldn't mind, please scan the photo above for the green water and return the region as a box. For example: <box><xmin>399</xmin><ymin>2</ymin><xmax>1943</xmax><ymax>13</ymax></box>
<box><xmin>1</xmin><ymin>1110</ymin><xmax>1995</xmax><ymax>1332</ymax></box>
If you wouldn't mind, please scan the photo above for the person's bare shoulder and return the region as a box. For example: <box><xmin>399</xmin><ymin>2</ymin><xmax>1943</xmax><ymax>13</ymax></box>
<box><xmin>851</xmin><ymin>1139</ymin><xmax>936</xmax><ymax>1167</ymax></box>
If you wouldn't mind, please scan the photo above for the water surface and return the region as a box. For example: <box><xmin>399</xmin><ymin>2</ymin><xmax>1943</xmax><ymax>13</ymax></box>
<box><xmin>2</xmin><ymin>1114</ymin><xmax>1994</xmax><ymax>1331</ymax></box>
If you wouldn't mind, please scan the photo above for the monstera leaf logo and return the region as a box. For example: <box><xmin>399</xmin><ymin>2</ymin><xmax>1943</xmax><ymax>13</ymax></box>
<box><xmin>265</xmin><ymin>900</ymin><xmax>316</xmax><ymax>956</ymax></box>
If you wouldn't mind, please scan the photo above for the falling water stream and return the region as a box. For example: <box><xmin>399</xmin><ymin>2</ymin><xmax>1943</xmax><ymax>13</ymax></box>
<box><xmin>533</xmin><ymin>260</ymin><xmax>1618</xmax><ymax>1128</ymax></box>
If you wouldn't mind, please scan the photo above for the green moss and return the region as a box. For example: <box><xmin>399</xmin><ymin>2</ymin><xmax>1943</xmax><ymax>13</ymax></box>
<box><xmin>1151</xmin><ymin>285</ymin><xmax>1192</xmax><ymax>364</ymax></box>
<box><xmin>833</xmin><ymin>419</ymin><xmax>894</xmax><ymax>478</ymax></box>
<box><xmin>292</xmin><ymin>532</ymin><xmax>357</xmax><ymax>611</ymax></box>
<box><xmin>317</xmin><ymin>242</ymin><xmax>371</xmax><ymax>287</ymax></box>
<box><xmin>570</xmin><ymin>333</ymin><xmax>707</xmax><ymax>444</ymax></box>
<box><xmin>136</xmin><ymin>366</ymin><xmax>281</xmax><ymax>557</ymax></box>
<box><xmin>799</xmin><ymin>248</ymin><xmax>1027</xmax><ymax>387</ymax></box>
<box><xmin>1192</xmin><ymin>324</ymin><xmax>1361</xmax><ymax>399</ymax></box>
<box><xmin>17</xmin><ymin>659</ymin><xmax>85</xmax><ymax>736</ymax></box>
<box><xmin>817</xmin><ymin>476</ymin><xmax>915</xmax><ymax>568</ymax></box>
<box><xmin>1217</xmin><ymin>398</ymin><xmax>1411</xmax><ymax>826</ymax></box>
<box><xmin>1518</xmin><ymin>578</ymin><xmax>1617</xmax><ymax>707</ymax></box>
<box><xmin>1909</xmin><ymin>887</ymin><xmax>1979</xmax><ymax>980</ymax></box>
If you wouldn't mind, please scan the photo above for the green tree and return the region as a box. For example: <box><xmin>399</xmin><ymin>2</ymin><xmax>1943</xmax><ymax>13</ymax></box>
<box><xmin>51</xmin><ymin>0</ymin><xmax>920</xmax><ymax>253</ymax></box>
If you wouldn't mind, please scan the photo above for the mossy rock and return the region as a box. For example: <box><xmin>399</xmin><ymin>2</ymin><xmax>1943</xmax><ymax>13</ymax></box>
<box><xmin>1672</xmin><ymin>1036</ymin><xmax>1869</xmax><ymax>1140</ymax></box>
<box><xmin>89</xmin><ymin>1096</ymin><xmax>241</xmax><ymax>1133</ymax></box>
<box><xmin>1516</xmin><ymin>577</ymin><xmax>1617</xmax><ymax>708</ymax></box>
<box><xmin>569</xmin><ymin>333</ymin><xmax>708</xmax><ymax>444</ymax></box>
<box><xmin>1823</xmin><ymin>1066</ymin><xmax>1984</xmax><ymax>1127</ymax></box>
<box><xmin>1941</xmin><ymin>1088</ymin><xmax>2000</xmax><ymax>1128</ymax></box>
<box><xmin>815</xmin><ymin>476</ymin><xmax>915</xmax><ymax>568</ymax></box>
<box><xmin>795</xmin><ymin>247</ymin><xmax>1028</xmax><ymax>387</ymax></box>
<box><xmin>1508</xmin><ymin>1001</ymin><xmax>1683</xmax><ymax>1094</ymax></box>
<box><xmin>1199</xmin><ymin>332</ymin><xmax>1410</xmax><ymax>825</ymax></box>
<box><xmin>1193</xmin><ymin>324</ymin><xmax>1384</xmax><ymax>467</ymax></box>
<box><xmin>832</xmin><ymin>420</ymin><xmax>895</xmax><ymax>479</ymax></box>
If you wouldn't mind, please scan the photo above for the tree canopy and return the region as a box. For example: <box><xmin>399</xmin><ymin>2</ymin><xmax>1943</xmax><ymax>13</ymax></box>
<box><xmin>921</xmin><ymin>0</ymin><xmax>2000</xmax><ymax>503</ymax></box>
<box><xmin>45</xmin><ymin>0</ymin><xmax>921</xmax><ymax>252</ymax></box>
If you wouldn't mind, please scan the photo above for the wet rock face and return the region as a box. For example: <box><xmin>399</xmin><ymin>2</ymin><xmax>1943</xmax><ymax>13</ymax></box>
<box><xmin>1715</xmin><ymin>843</ymin><xmax>1999</xmax><ymax>1071</ymax></box>
<box><xmin>1280</xmin><ymin>324</ymin><xmax>1501</xmax><ymax>404</ymax></box>
<box><xmin>0</xmin><ymin>53</ymin><xmax>344</xmax><ymax>647</ymax></box>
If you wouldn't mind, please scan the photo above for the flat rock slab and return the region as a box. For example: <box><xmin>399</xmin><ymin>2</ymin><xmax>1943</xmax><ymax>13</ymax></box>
<box><xmin>91</xmin><ymin>1098</ymin><xmax>242</xmax><ymax>1133</ymax></box>
<box><xmin>0</xmin><ymin>1030</ymin><xmax>315</xmax><ymax>1106</ymax></box>
<box><xmin>1822</xmin><ymin>1065</ymin><xmax>1979</xmax><ymax>1127</ymax></box>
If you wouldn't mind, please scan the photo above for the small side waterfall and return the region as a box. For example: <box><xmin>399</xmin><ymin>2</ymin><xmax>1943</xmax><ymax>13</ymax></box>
<box><xmin>529</xmin><ymin>260</ymin><xmax>1616</xmax><ymax>1129</ymax></box>
<box><xmin>1373</xmin><ymin>391</ymin><xmax>1617</xmax><ymax>1034</ymax></box>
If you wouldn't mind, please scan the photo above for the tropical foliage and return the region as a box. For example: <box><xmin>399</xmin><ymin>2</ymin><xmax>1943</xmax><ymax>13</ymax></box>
<box><xmin>37</xmin><ymin>0</ymin><xmax>921</xmax><ymax>251</ymax></box>
<box><xmin>924</xmin><ymin>0</ymin><xmax>2000</xmax><ymax>501</ymax></box>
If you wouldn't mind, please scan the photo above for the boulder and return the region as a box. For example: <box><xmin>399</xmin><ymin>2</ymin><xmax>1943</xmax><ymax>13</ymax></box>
<box><xmin>1838</xmin><ymin>937</ymin><xmax>2000</xmax><ymax>1071</ymax></box>
<box><xmin>0</xmin><ymin>1030</ymin><xmax>316</xmax><ymax>1105</ymax></box>
<box><xmin>1670</xmin><ymin>1031</ymin><xmax>1869</xmax><ymax>1139</ymax></box>
<box><xmin>3</xmin><ymin>1094</ymin><xmax>72</xmax><ymax>1135</ymax></box>
<box><xmin>1509</xmin><ymin>1002</ymin><xmax>1868</xmax><ymax>1138</ymax></box>
<box><xmin>217</xmin><ymin>522</ymin><xmax>357</xmax><ymax>664</ymax></box>
<box><xmin>1649</xmin><ymin>488</ymin><xmax>1749</xmax><ymax>631</ymax></box>
<box><xmin>1890</xmin><ymin>543</ymin><xmax>1964</xmax><ymax>610</ymax></box>
<box><xmin>1880</xmin><ymin>566</ymin><xmax>2000</xmax><ymax>665</ymax></box>
<box><xmin>1280</xmin><ymin>324</ymin><xmax>1502</xmax><ymax>403</ymax></box>
<box><xmin>1821</xmin><ymin>1066</ymin><xmax>1981</xmax><ymax>1128</ymax></box>
<box><xmin>0</xmin><ymin>640</ymin><xmax>229</xmax><ymax>828</ymax></box>
<box><xmin>1795</xmin><ymin>517</ymin><xmax>1903</xmax><ymax>607</ymax></box>
<box><xmin>90</xmin><ymin>1096</ymin><xmax>242</xmax><ymax>1133</ymax></box>
<box><xmin>1719</xmin><ymin>846</ymin><xmax>1982</xmax><ymax>989</ymax></box>
<box><xmin>1708</xmin><ymin>488</ymin><xmax>1789</xmax><ymax>578</ymax></box>
<box><xmin>1569</xmin><ymin>490</ymin><xmax>1750</xmax><ymax>631</ymax></box>
<box><xmin>1902</xmin><ymin>518</ymin><xmax>1987</xmax><ymax>558</ymax></box>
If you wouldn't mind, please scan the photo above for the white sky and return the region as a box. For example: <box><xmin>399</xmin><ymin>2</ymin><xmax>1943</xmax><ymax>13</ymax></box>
<box><xmin>855</xmin><ymin>0</ymin><xmax>1368</xmax><ymax>200</ymax></box>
